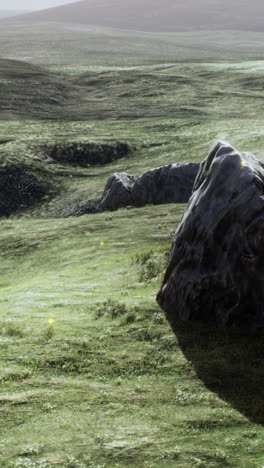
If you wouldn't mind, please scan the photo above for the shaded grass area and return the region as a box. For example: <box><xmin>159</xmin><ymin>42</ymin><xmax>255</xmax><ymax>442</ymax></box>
<box><xmin>3</xmin><ymin>59</ymin><xmax>264</xmax><ymax>120</ymax></box>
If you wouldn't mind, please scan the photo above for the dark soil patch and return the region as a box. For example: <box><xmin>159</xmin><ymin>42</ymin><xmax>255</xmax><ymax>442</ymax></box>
<box><xmin>0</xmin><ymin>165</ymin><xmax>46</xmax><ymax>216</ymax></box>
<box><xmin>40</xmin><ymin>142</ymin><xmax>131</xmax><ymax>167</ymax></box>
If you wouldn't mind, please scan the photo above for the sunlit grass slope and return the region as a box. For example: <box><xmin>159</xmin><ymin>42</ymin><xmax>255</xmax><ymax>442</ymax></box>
<box><xmin>0</xmin><ymin>206</ymin><xmax>263</xmax><ymax>468</ymax></box>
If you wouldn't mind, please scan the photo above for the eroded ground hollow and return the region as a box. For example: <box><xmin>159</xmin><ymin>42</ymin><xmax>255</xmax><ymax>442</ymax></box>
<box><xmin>0</xmin><ymin>165</ymin><xmax>46</xmax><ymax>216</ymax></box>
<box><xmin>39</xmin><ymin>142</ymin><xmax>131</xmax><ymax>167</ymax></box>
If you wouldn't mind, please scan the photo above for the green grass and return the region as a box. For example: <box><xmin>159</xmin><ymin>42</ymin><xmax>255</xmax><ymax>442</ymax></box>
<box><xmin>0</xmin><ymin>48</ymin><xmax>263</xmax><ymax>467</ymax></box>
<box><xmin>0</xmin><ymin>207</ymin><xmax>263</xmax><ymax>468</ymax></box>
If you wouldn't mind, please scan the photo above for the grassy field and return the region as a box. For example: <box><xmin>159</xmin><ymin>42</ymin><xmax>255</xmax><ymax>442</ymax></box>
<box><xmin>0</xmin><ymin>26</ymin><xmax>263</xmax><ymax>467</ymax></box>
<box><xmin>0</xmin><ymin>201</ymin><xmax>263</xmax><ymax>468</ymax></box>
<box><xmin>2</xmin><ymin>22</ymin><xmax>264</xmax><ymax>67</ymax></box>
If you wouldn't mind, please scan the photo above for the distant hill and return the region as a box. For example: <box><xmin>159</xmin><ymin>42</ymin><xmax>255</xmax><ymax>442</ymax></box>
<box><xmin>1</xmin><ymin>20</ymin><xmax>264</xmax><ymax>68</ymax></box>
<box><xmin>0</xmin><ymin>10</ymin><xmax>29</xmax><ymax>19</ymax></box>
<box><xmin>15</xmin><ymin>0</ymin><xmax>264</xmax><ymax>32</ymax></box>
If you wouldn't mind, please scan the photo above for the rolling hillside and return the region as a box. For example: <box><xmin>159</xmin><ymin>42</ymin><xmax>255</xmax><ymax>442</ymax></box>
<box><xmin>0</xmin><ymin>59</ymin><xmax>73</xmax><ymax>120</ymax></box>
<box><xmin>2</xmin><ymin>58</ymin><xmax>264</xmax><ymax>121</ymax></box>
<box><xmin>16</xmin><ymin>0</ymin><xmax>264</xmax><ymax>32</ymax></box>
<box><xmin>1</xmin><ymin>21</ymin><xmax>264</xmax><ymax>67</ymax></box>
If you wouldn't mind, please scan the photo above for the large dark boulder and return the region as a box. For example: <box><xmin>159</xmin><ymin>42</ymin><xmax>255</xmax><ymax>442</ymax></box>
<box><xmin>131</xmin><ymin>163</ymin><xmax>199</xmax><ymax>207</ymax></box>
<box><xmin>41</xmin><ymin>142</ymin><xmax>130</xmax><ymax>167</ymax></box>
<box><xmin>100</xmin><ymin>172</ymin><xmax>136</xmax><ymax>211</ymax></box>
<box><xmin>97</xmin><ymin>162</ymin><xmax>199</xmax><ymax>213</ymax></box>
<box><xmin>0</xmin><ymin>165</ymin><xmax>46</xmax><ymax>216</ymax></box>
<box><xmin>157</xmin><ymin>141</ymin><xmax>264</xmax><ymax>330</ymax></box>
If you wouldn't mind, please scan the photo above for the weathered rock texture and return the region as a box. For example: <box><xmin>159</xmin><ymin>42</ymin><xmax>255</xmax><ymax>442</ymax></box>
<box><xmin>98</xmin><ymin>162</ymin><xmax>199</xmax><ymax>212</ymax></box>
<box><xmin>42</xmin><ymin>142</ymin><xmax>130</xmax><ymax>167</ymax></box>
<box><xmin>100</xmin><ymin>172</ymin><xmax>136</xmax><ymax>211</ymax></box>
<box><xmin>131</xmin><ymin>163</ymin><xmax>199</xmax><ymax>207</ymax></box>
<box><xmin>157</xmin><ymin>141</ymin><xmax>264</xmax><ymax>330</ymax></box>
<box><xmin>0</xmin><ymin>166</ymin><xmax>46</xmax><ymax>216</ymax></box>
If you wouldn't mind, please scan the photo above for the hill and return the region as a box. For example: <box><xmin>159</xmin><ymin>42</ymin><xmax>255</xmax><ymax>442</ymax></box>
<box><xmin>1</xmin><ymin>21</ymin><xmax>264</xmax><ymax>68</ymax></box>
<box><xmin>16</xmin><ymin>0</ymin><xmax>264</xmax><ymax>32</ymax></box>
<box><xmin>0</xmin><ymin>10</ymin><xmax>29</xmax><ymax>19</ymax></box>
<box><xmin>0</xmin><ymin>59</ymin><xmax>73</xmax><ymax>120</ymax></box>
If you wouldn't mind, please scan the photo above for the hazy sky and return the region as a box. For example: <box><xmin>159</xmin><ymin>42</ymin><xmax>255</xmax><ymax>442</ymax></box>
<box><xmin>0</xmin><ymin>0</ymin><xmax>79</xmax><ymax>10</ymax></box>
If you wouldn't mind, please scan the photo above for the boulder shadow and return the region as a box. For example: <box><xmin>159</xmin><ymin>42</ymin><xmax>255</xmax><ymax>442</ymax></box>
<box><xmin>172</xmin><ymin>321</ymin><xmax>264</xmax><ymax>425</ymax></box>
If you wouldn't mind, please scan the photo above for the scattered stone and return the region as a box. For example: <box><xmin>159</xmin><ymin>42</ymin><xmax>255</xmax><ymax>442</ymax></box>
<box><xmin>0</xmin><ymin>165</ymin><xmax>46</xmax><ymax>216</ymax></box>
<box><xmin>61</xmin><ymin>199</ymin><xmax>101</xmax><ymax>217</ymax></box>
<box><xmin>41</xmin><ymin>142</ymin><xmax>131</xmax><ymax>167</ymax></box>
<box><xmin>131</xmin><ymin>163</ymin><xmax>199</xmax><ymax>207</ymax></box>
<box><xmin>157</xmin><ymin>141</ymin><xmax>264</xmax><ymax>330</ymax></box>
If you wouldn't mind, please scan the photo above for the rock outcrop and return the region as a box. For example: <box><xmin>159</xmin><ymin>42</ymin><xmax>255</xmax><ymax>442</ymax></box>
<box><xmin>100</xmin><ymin>172</ymin><xmax>136</xmax><ymax>211</ymax></box>
<box><xmin>98</xmin><ymin>162</ymin><xmax>199</xmax><ymax>212</ymax></box>
<box><xmin>131</xmin><ymin>163</ymin><xmax>199</xmax><ymax>207</ymax></box>
<box><xmin>157</xmin><ymin>141</ymin><xmax>264</xmax><ymax>330</ymax></box>
<box><xmin>0</xmin><ymin>165</ymin><xmax>46</xmax><ymax>216</ymax></box>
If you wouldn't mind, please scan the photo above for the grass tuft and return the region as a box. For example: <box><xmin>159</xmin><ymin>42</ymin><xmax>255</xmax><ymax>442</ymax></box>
<box><xmin>94</xmin><ymin>299</ymin><xmax>128</xmax><ymax>319</ymax></box>
<box><xmin>0</xmin><ymin>321</ymin><xmax>24</xmax><ymax>338</ymax></box>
